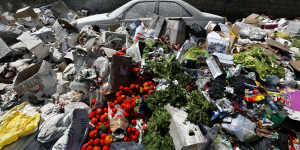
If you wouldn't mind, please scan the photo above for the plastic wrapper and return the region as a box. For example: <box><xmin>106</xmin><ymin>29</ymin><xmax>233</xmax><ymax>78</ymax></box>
<box><xmin>93</xmin><ymin>56</ymin><xmax>110</xmax><ymax>83</ymax></box>
<box><xmin>207</xmin><ymin>31</ymin><xmax>230</xmax><ymax>53</ymax></box>
<box><xmin>0</xmin><ymin>102</ymin><xmax>40</xmax><ymax>149</ymax></box>
<box><xmin>13</xmin><ymin>60</ymin><xmax>57</xmax><ymax>104</ymax></box>
<box><xmin>109</xmin><ymin>105</ymin><xmax>129</xmax><ymax>139</ymax></box>
<box><xmin>110</xmin><ymin>142</ymin><xmax>144</xmax><ymax>150</ymax></box>
<box><xmin>37</xmin><ymin>113</ymin><xmax>69</xmax><ymax>143</ymax></box>
<box><xmin>196</xmin><ymin>77</ymin><xmax>211</xmax><ymax>90</ymax></box>
<box><xmin>126</xmin><ymin>42</ymin><xmax>142</xmax><ymax>63</ymax></box>
<box><xmin>165</xmin><ymin>19</ymin><xmax>186</xmax><ymax>45</ymax></box>
<box><xmin>221</xmin><ymin>115</ymin><xmax>256</xmax><ymax>142</ymax></box>
<box><xmin>176</xmin><ymin>39</ymin><xmax>197</xmax><ymax>63</ymax></box>
<box><xmin>102</xmin><ymin>31</ymin><xmax>129</xmax><ymax>49</ymax></box>
<box><xmin>235</xmin><ymin>22</ymin><xmax>267</xmax><ymax>40</ymax></box>
<box><xmin>52</xmin><ymin>109</ymin><xmax>89</xmax><ymax>150</ymax></box>
<box><xmin>0</xmin><ymin>38</ymin><xmax>12</xmax><ymax>59</ymax></box>
<box><xmin>63</xmin><ymin>63</ymin><xmax>76</xmax><ymax>81</ymax></box>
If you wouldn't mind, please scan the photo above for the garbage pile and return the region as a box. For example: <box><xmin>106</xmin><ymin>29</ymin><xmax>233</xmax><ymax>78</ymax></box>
<box><xmin>1</xmin><ymin>1</ymin><xmax>300</xmax><ymax>149</ymax></box>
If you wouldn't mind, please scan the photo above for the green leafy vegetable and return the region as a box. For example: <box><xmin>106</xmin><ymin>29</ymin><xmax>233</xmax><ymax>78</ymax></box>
<box><xmin>186</xmin><ymin>90</ymin><xmax>216</xmax><ymax>126</ymax></box>
<box><xmin>142</xmin><ymin>108</ymin><xmax>175</xmax><ymax>150</ymax></box>
<box><xmin>233</xmin><ymin>46</ymin><xmax>285</xmax><ymax>80</ymax></box>
<box><xmin>183</xmin><ymin>46</ymin><xmax>209</xmax><ymax>61</ymax></box>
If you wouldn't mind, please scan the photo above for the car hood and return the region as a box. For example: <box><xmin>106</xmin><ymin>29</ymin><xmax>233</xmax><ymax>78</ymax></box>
<box><xmin>74</xmin><ymin>13</ymin><xmax>113</xmax><ymax>29</ymax></box>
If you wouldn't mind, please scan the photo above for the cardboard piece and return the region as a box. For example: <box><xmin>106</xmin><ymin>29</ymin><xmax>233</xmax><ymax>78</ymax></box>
<box><xmin>17</xmin><ymin>31</ymin><xmax>43</xmax><ymax>50</ymax></box>
<box><xmin>14</xmin><ymin>7</ymin><xmax>38</xmax><ymax>19</ymax></box>
<box><xmin>266</xmin><ymin>39</ymin><xmax>290</xmax><ymax>52</ymax></box>
<box><xmin>52</xmin><ymin>20</ymin><xmax>68</xmax><ymax>41</ymax></box>
<box><xmin>32</xmin><ymin>27</ymin><xmax>56</xmax><ymax>43</ymax></box>
<box><xmin>206</xmin><ymin>56</ymin><xmax>224</xmax><ymax>79</ymax></box>
<box><xmin>13</xmin><ymin>60</ymin><xmax>57</xmax><ymax>97</ymax></box>
<box><xmin>17</xmin><ymin>32</ymin><xmax>50</xmax><ymax>59</ymax></box>
<box><xmin>0</xmin><ymin>38</ymin><xmax>12</xmax><ymax>59</ymax></box>
<box><xmin>109</xmin><ymin>55</ymin><xmax>132</xmax><ymax>90</ymax></box>
<box><xmin>149</xmin><ymin>15</ymin><xmax>165</xmax><ymax>39</ymax></box>
<box><xmin>103</xmin><ymin>31</ymin><xmax>128</xmax><ymax>50</ymax></box>
<box><xmin>165</xmin><ymin>105</ymin><xmax>206</xmax><ymax>150</ymax></box>
<box><xmin>290</xmin><ymin>60</ymin><xmax>300</xmax><ymax>72</ymax></box>
<box><xmin>166</xmin><ymin>19</ymin><xmax>186</xmax><ymax>45</ymax></box>
<box><xmin>245</xmin><ymin>13</ymin><xmax>264</xmax><ymax>26</ymax></box>
<box><xmin>102</xmin><ymin>47</ymin><xmax>117</xmax><ymax>57</ymax></box>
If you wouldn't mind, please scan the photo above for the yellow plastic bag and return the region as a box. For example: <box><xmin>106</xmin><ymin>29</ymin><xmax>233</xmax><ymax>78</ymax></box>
<box><xmin>0</xmin><ymin>102</ymin><xmax>40</xmax><ymax>150</ymax></box>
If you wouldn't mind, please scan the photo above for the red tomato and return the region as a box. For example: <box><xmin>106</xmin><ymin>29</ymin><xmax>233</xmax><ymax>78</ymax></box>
<box><xmin>121</xmin><ymin>95</ymin><xmax>126</xmax><ymax>99</ymax></box>
<box><xmin>112</xmin><ymin>108</ymin><xmax>117</xmax><ymax>113</ymax></box>
<box><xmin>129</xmin><ymin>84</ymin><xmax>136</xmax><ymax>89</ymax></box>
<box><xmin>119</xmin><ymin>85</ymin><xmax>124</xmax><ymax>90</ymax></box>
<box><xmin>142</xmin><ymin>123</ymin><xmax>147</xmax><ymax>130</ymax></box>
<box><xmin>87</xmin><ymin>146</ymin><xmax>93</xmax><ymax>150</ymax></box>
<box><xmin>89</xmin><ymin>112</ymin><xmax>96</xmax><ymax>118</ymax></box>
<box><xmin>104</xmin><ymin>135</ymin><xmax>113</xmax><ymax>145</ymax></box>
<box><xmin>131</xmin><ymin>101</ymin><xmax>136</xmax><ymax>108</ymax></box>
<box><xmin>96</xmin><ymin>108</ymin><xmax>102</xmax><ymax>115</ymax></box>
<box><xmin>91</xmin><ymin>117</ymin><xmax>98</xmax><ymax>125</ymax></box>
<box><xmin>93</xmin><ymin>146</ymin><xmax>101</xmax><ymax>150</ymax></box>
<box><xmin>123</xmin><ymin>111</ymin><xmax>129</xmax><ymax>117</ymax></box>
<box><xmin>131</xmin><ymin>119</ymin><xmax>136</xmax><ymax>125</ymax></box>
<box><xmin>89</xmin><ymin>130</ymin><xmax>98</xmax><ymax>139</ymax></box>
<box><xmin>100</xmin><ymin>133</ymin><xmax>107</xmax><ymax>139</ymax></box>
<box><xmin>102</xmin><ymin>145</ymin><xmax>109</xmax><ymax>150</ymax></box>
<box><xmin>127</xmin><ymin>127</ymin><xmax>132</xmax><ymax>133</ymax></box>
<box><xmin>149</xmin><ymin>85</ymin><xmax>154</xmax><ymax>90</ymax></box>
<box><xmin>103</xmin><ymin>108</ymin><xmax>108</xmax><ymax>113</ymax></box>
<box><xmin>94</xmin><ymin>138</ymin><xmax>101</xmax><ymax>146</ymax></box>
<box><xmin>132</xmin><ymin>67</ymin><xmax>140</xmax><ymax>72</ymax></box>
<box><xmin>186</xmin><ymin>85</ymin><xmax>191</xmax><ymax>90</ymax></box>
<box><xmin>124</xmin><ymin>87</ymin><xmax>130</xmax><ymax>91</ymax></box>
<box><xmin>100</xmin><ymin>139</ymin><xmax>104</xmax><ymax>146</ymax></box>
<box><xmin>88</xmin><ymin>139</ymin><xmax>93</xmax><ymax>146</ymax></box>
<box><xmin>130</xmin><ymin>135</ymin><xmax>138</xmax><ymax>141</ymax></box>
<box><xmin>91</xmin><ymin>98</ymin><xmax>96</xmax><ymax>105</ymax></box>
<box><xmin>100</xmin><ymin>113</ymin><xmax>108</xmax><ymax>122</ymax></box>
<box><xmin>135</xmin><ymin>130</ymin><xmax>140</xmax><ymax>136</ymax></box>
<box><xmin>108</xmin><ymin>102</ymin><xmax>114</xmax><ymax>108</ymax></box>
<box><xmin>119</xmin><ymin>51</ymin><xmax>125</xmax><ymax>55</ymax></box>
<box><xmin>81</xmin><ymin>143</ymin><xmax>88</xmax><ymax>150</ymax></box>
<box><xmin>124</xmin><ymin>136</ymin><xmax>129</xmax><ymax>142</ymax></box>
<box><xmin>135</xmin><ymin>84</ymin><xmax>140</xmax><ymax>89</ymax></box>
<box><xmin>115</xmin><ymin>91</ymin><xmax>122</xmax><ymax>97</ymax></box>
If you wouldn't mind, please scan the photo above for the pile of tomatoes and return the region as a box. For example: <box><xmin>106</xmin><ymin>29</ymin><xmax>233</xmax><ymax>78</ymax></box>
<box><xmin>81</xmin><ymin>64</ymin><xmax>156</xmax><ymax>150</ymax></box>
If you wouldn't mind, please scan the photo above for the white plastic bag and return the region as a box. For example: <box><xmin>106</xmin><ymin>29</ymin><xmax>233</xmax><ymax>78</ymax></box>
<box><xmin>221</xmin><ymin>115</ymin><xmax>256</xmax><ymax>142</ymax></box>
<box><xmin>207</xmin><ymin>31</ymin><xmax>230</xmax><ymax>53</ymax></box>
<box><xmin>126</xmin><ymin>42</ymin><xmax>142</xmax><ymax>63</ymax></box>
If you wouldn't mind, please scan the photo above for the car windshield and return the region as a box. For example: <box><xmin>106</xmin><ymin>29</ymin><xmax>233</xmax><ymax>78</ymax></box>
<box><xmin>107</xmin><ymin>1</ymin><xmax>133</xmax><ymax>17</ymax></box>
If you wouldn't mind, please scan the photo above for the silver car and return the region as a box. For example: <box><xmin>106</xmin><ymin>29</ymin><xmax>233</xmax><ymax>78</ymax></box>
<box><xmin>73</xmin><ymin>0</ymin><xmax>225</xmax><ymax>29</ymax></box>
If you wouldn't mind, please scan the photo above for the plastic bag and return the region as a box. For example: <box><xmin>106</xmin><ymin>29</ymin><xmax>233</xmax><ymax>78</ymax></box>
<box><xmin>93</xmin><ymin>57</ymin><xmax>110</xmax><ymax>83</ymax></box>
<box><xmin>52</xmin><ymin>109</ymin><xmax>89</xmax><ymax>150</ymax></box>
<box><xmin>0</xmin><ymin>102</ymin><xmax>40</xmax><ymax>149</ymax></box>
<box><xmin>109</xmin><ymin>105</ymin><xmax>129</xmax><ymax>139</ymax></box>
<box><xmin>221</xmin><ymin>115</ymin><xmax>256</xmax><ymax>142</ymax></box>
<box><xmin>110</xmin><ymin>142</ymin><xmax>144</xmax><ymax>150</ymax></box>
<box><xmin>126</xmin><ymin>42</ymin><xmax>142</xmax><ymax>63</ymax></box>
<box><xmin>2</xmin><ymin>132</ymin><xmax>38</xmax><ymax>150</ymax></box>
<box><xmin>37</xmin><ymin>113</ymin><xmax>70</xmax><ymax>143</ymax></box>
<box><xmin>207</xmin><ymin>31</ymin><xmax>230</xmax><ymax>53</ymax></box>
